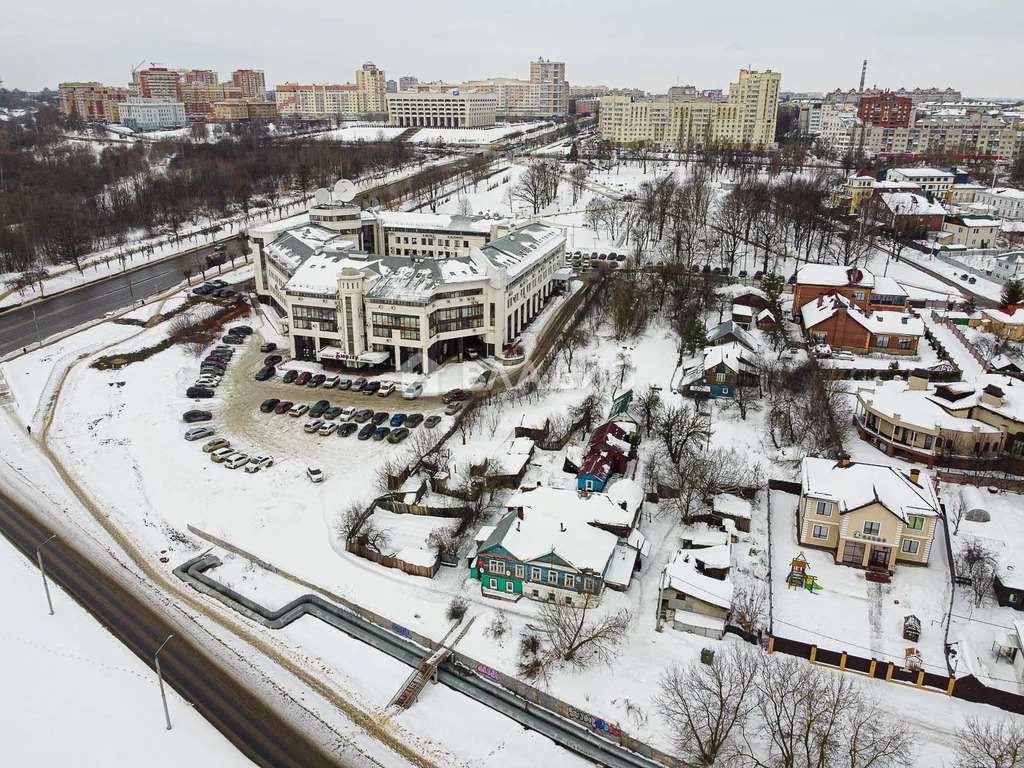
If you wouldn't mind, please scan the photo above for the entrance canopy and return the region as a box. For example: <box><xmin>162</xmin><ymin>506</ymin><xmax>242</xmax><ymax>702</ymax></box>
<box><xmin>318</xmin><ymin>347</ymin><xmax>392</xmax><ymax>366</ymax></box>
<box><xmin>358</xmin><ymin>350</ymin><xmax>391</xmax><ymax>364</ymax></box>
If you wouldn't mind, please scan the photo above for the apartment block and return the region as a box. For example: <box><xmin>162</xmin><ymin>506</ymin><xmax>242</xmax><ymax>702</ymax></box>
<box><xmin>231</xmin><ymin>69</ymin><xmax>267</xmax><ymax>100</ymax></box>
<box><xmin>58</xmin><ymin>82</ymin><xmax>134</xmax><ymax>122</ymax></box>
<box><xmin>276</xmin><ymin>83</ymin><xmax>361</xmax><ymax>117</ymax></box>
<box><xmin>398</xmin><ymin>76</ymin><xmax>419</xmax><ymax>92</ymax></box>
<box><xmin>184</xmin><ymin>69</ymin><xmax>219</xmax><ymax>86</ymax></box>
<box><xmin>180</xmin><ymin>82</ymin><xmax>243</xmax><ymax>120</ymax></box>
<box><xmin>530</xmin><ymin>58</ymin><xmax>569</xmax><ymax>117</ymax></box>
<box><xmin>355</xmin><ymin>62</ymin><xmax>387</xmax><ymax>113</ymax></box>
<box><xmin>386</xmin><ymin>91</ymin><xmax>497</xmax><ymax>128</ymax></box>
<box><xmin>134</xmin><ymin>67</ymin><xmax>182</xmax><ymax>101</ymax></box>
<box><xmin>212</xmin><ymin>99</ymin><xmax>277</xmax><ymax>122</ymax></box>
<box><xmin>857</xmin><ymin>92</ymin><xmax>913</xmax><ymax>129</ymax></box>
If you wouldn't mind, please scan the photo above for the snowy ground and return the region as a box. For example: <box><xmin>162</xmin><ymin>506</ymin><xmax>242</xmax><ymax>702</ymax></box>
<box><xmin>316</xmin><ymin>121</ymin><xmax>554</xmax><ymax>146</ymax></box>
<box><xmin>0</xmin><ymin>524</ymin><xmax>253</xmax><ymax>766</ymax></box>
<box><xmin>901</xmin><ymin>249</ymin><xmax>1004</xmax><ymax>301</ymax></box>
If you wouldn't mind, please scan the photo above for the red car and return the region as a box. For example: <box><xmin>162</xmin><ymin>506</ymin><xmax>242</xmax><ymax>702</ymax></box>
<box><xmin>295</xmin><ymin>371</ymin><xmax>312</xmax><ymax>386</ymax></box>
<box><xmin>274</xmin><ymin>400</ymin><xmax>295</xmax><ymax>414</ymax></box>
<box><xmin>441</xmin><ymin>388</ymin><xmax>471</xmax><ymax>404</ymax></box>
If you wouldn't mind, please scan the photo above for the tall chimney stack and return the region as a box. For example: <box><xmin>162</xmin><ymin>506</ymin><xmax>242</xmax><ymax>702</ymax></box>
<box><xmin>859</xmin><ymin>60</ymin><xmax>868</xmax><ymax>93</ymax></box>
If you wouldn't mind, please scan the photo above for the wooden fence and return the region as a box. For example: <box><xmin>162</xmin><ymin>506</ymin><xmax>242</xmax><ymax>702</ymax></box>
<box><xmin>346</xmin><ymin>537</ymin><xmax>440</xmax><ymax>579</ymax></box>
<box><xmin>376</xmin><ymin>498</ymin><xmax>473</xmax><ymax>518</ymax></box>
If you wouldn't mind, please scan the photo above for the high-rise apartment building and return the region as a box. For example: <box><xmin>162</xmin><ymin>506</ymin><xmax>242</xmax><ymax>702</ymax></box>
<box><xmin>232</xmin><ymin>69</ymin><xmax>267</xmax><ymax>100</ymax></box>
<box><xmin>58</xmin><ymin>82</ymin><xmax>134</xmax><ymax>122</ymax></box>
<box><xmin>276</xmin><ymin>83</ymin><xmax>361</xmax><ymax>117</ymax></box>
<box><xmin>529</xmin><ymin>58</ymin><xmax>568</xmax><ymax>117</ymax></box>
<box><xmin>386</xmin><ymin>79</ymin><xmax>397</xmax><ymax>94</ymax></box>
<box><xmin>134</xmin><ymin>67</ymin><xmax>182</xmax><ymax>101</ymax></box>
<box><xmin>355</xmin><ymin>62</ymin><xmax>386</xmax><ymax>113</ymax></box>
<box><xmin>398</xmin><ymin>76</ymin><xmax>419</xmax><ymax>92</ymax></box>
<box><xmin>857</xmin><ymin>92</ymin><xmax>913</xmax><ymax>129</ymax></box>
<box><xmin>598</xmin><ymin>68</ymin><xmax>781</xmax><ymax>149</ymax></box>
<box><xmin>185</xmin><ymin>69</ymin><xmax>219</xmax><ymax>86</ymax></box>
<box><xmin>180</xmin><ymin>83</ymin><xmax>243</xmax><ymax>120</ymax></box>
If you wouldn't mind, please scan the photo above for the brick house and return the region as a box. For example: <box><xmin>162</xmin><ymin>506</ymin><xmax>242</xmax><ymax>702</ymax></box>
<box><xmin>793</xmin><ymin>264</ymin><xmax>875</xmax><ymax>317</ymax></box>
<box><xmin>801</xmin><ymin>292</ymin><xmax>923</xmax><ymax>355</ymax></box>
<box><xmin>876</xmin><ymin>191</ymin><xmax>947</xmax><ymax>233</ymax></box>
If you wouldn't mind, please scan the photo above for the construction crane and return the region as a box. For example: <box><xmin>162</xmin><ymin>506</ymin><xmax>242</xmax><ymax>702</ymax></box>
<box><xmin>131</xmin><ymin>59</ymin><xmax>146</xmax><ymax>81</ymax></box>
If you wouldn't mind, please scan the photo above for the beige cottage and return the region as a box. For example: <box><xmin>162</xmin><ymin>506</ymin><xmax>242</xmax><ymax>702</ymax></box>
<box><xmin>798</xmin><ymin>457</ymin><xmax>939</xmax><ymax>571</ymax></box>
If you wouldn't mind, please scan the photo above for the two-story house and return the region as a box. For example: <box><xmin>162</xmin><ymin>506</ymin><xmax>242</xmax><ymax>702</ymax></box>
<box><xmin>798</xmin><ymin>456</ymin><xmax>939</xmax><ymax>572</ymax></box>
<box><xmin>801</xmin><ymin>292</ymin><xmax>923</xmax><ymax>355</ymax></box>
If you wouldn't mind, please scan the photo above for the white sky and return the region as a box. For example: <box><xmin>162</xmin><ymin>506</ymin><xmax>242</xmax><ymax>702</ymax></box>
<box><xmin>2</xmin><ymin>0</ymin><xmax>1021</xmax><ymax>97</ymax></box>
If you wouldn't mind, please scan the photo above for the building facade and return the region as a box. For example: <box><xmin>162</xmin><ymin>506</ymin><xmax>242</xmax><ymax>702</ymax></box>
<box><xmin>58</xmin><ymin>82</ymin><xmax>133</xmax><ymax>122</ymax></box>
<box><xmin>529</xmin><ymin>58</ymin><xmax>569</xmax><ymax>117</ymax></box>
<box><xmin>386</xmin><ymin>91</ymin><xmax>497</xmax><ymax>128</ymax></box>
<box><xmin>117</xmin><ymin>97</ymin><xmax>187</xmax><ymax>131</ymax></box>
<box><xmin>134</xmin><ymin>67</ymin><xmax>182</xmax><ymax>101</ymax></box>
<box><xmin>857</xmin><ymin>92</ymin><xmax>913</xmax><ymax>128</ymax></box>
<box><xmin>398</xmin><ymin>76</ymin><xmax>419</xmax><ymax>92</ymax></box>
<box><xmin>942</xmin><ymin>215</ymin><xmax>1000</xmax><ymax>248</ymax></box>
<box><xmin>355</xmin><ymin>62</ymin><xmax>386</xmax><ymax>113</ymax></box>
<box><xmin>231</xmin><ymin>69</ymin><xmax>267</xmax><ymax>100</ymax></box>
<box><xmin>211</xmin><ymin>99</ymin><xmax>276</xmax><ymax>122</ymax></box>
<box><xmin>275</xmin><ymin>83</ymin><xmax>361</xmax><ymax>117</ymax></box>
<box><xmin>978</xmin><ymin>188</ymin><xmax>1024</xmax><ymax>221</ymax></box>
<box><xmin>180</xmin><ymin>83</ymin><xmax>243</xmax><ymax>121</ymax></box>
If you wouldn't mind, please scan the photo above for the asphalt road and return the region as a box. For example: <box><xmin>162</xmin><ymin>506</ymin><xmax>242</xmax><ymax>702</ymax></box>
<box><xmin>0</xmin><ymin>238</ymin><xmax>245</xmax><ymax>358</ymax></box>
<box><xmin>0</xmin><ymin>490</ymin><xmax>346</xmax><ymax>768</ymax></box>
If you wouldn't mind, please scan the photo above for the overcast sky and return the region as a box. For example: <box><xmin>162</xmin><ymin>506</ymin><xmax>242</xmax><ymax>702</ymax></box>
<box><xmin>2</xmin><ymin>0</ymin><xmax>1021</xmax><ymax>97</ymax></box>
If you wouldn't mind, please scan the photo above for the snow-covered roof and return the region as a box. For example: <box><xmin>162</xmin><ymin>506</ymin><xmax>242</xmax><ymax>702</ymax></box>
<box><xmin>507</xmin><ymin>486</ymin><xmax>635</xmax><ymax>529</ymax></box>
<box><xmin>950</xmin><ymin>217</ymin><xmax>1001</xmax><ymax>228</ymax></box>
<box><xmin>982</xmin><ymin>187</ymin><xmax>1024</xmax><ymax>201</ymax></box>
<box><xmin>757</xmin><ymin>308</ymin><xmax>776</xmax><ymax>322</ymax></box>
<box><xmin>707</xmin><ymin>320</ymin><xmax>758</xmax><ymax>351</ymax></box>
<box><xmin>475</xmin><ymin>222</ymin><xmax>565</xmax><ymax>281</ymax></box>
<box><xmin>361</xmin><ymin>210</ymin><xmax>504</xmax><ymax>234</ymax></box>
<box><xmin>481</xmin><ymin>509</ymin><xmax>617</xmax><ymax>574</ymax></box>
<box><xmin>606</xmin><ymin>479</ymin><xmax>644</xmax><ymax>515</ymax></box>
<box><xmin>518</xmin><ymin>413</ymin><xmax>548</xmax><ymax>431</ymax></box>
<box><xmin>704</xmin><ymin>342</ymin><xmax>758</xmax><ymax>374</ymax></box>
<box><xmin>857</xmin><ymin>379</ymin><xmax>1001</xmax><ymax>435</ymax></box>
<box><xmin>713</xmin><ymin>493</ymin><xmax>752</xmax><ymax>520</ymax></box>
<box><xmin>889</xmin><ymin>167</ymin><xmax>955</xmax><ymax>179</ymax></box>
<box><xmin>661</xmin><ymin>549</ymin><xmax>734</xmax><ymax>609</ymax></box>
<box><xmin>680</xmin><ymin>525</ymin><xmax>731</xmax><ymax>548</ymax></box>
<box><xmin>801</xmin><ymin>457</ymin><xmax>939</xmax><ymax>523</ymax></box>
<box><xmin>871</xmin><ymin>276</ymin><xmax>908</xmax><ymax>297</ymax></box>
<box><xmin>796</xmin><ymin>263</ymin><xmax>875</xmax><ymax>288</ymax></box>
<box><xmin>284</xmin><ymin>249</ymin><xmax>371</xmax><ymax>295</ymax></box>
<box><xmin>604</xmin><ymin>544</ymin><xmax>638</xmax><ymax>589</ymax></box>
<box><xmin>982</xmin><ymin>307</ymin><xmax>1024</xmax><ymax>326</ymax></box>
<box><xmin>801</xmin><ymin>293</ymin><xmax>924</xmax><ymax>337</ymax></box>
<box><xmin>879</xmin><ymin>192</ymin><xmax>948</xmax><ymax>218</ymax></box>
<box><xmin>731</xmin><ymin>303</ymin><xmax>753</xmax><ymax>318</ymax></box>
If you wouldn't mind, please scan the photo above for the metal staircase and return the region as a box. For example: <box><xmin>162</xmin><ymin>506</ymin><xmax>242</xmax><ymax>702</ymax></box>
<box><xmin>389</xmin><ymin>616</ymin><xmax>475</xmax><ymax>709</ymax></box>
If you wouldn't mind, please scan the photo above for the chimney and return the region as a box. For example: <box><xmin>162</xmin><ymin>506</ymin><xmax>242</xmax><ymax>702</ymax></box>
<box><xmin>908</xmin><ymin>468</ymin><xmax>920</xmax><ymax>484</ymax></box>
<box><xmin>840</xmin><ymin>453</ymin><xmax>852</xmax><ymax>468</ymax></box>
<box><xmin>517</xmin><ymin>508</ymin><xmax>524</xmax><ymax>520</ymax></box>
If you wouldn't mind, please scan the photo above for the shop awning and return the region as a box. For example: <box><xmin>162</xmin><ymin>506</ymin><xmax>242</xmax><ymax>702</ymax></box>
<box><xmin>358</xmin><ymin>350</ymin><xmax>391</xmax><ymax>364</ymax></box>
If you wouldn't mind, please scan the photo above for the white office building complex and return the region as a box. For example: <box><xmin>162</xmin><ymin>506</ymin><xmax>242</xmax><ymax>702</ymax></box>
<box><xmin>250</xmin><ymin>211</ymin><xmax>565</xmax><ymax>372</ymax></box>
<box><xmin>117</xmin><ymin>97</ymin><xmax>187</xmax><ymax>131</ymax></box>
<box><xmin>386</xmin><ymin>91</ymin><xmax>497</xmax><ymax>128</ymax></box>
<box><xmin>978</xmin><ymin>188</ymin><xmax>1024</xmax><ymax>221</ymax></box>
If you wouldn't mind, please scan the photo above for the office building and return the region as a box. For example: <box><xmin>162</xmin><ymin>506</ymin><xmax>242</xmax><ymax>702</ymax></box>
<box><xmin>386</xmin><ymin>91</ymin><xmax>497</xmax><ymax>128</ymax></box>
<box><xmin>232</xmin><ymin>69</ymin><xmax>267</xmax><ymax>100</ymax></box>
<box><xmin>386</xmin><ymin>79</ymin><xmax>397</xmax><ymax>94</ymax></box>
<box><xmin>117</xmin><ymin>97</ymin><xmax>187</xmax><ymax>131</ymax></box>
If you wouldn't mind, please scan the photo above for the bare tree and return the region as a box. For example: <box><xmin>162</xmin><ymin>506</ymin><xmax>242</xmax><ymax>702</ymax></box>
<box><xmin>446</xmin><ymin>595</ymin><xmax>469</xmax><ymax>623</ymax></box>
<box><xmin>456</xmin><ymin>195</ymin><xmax>473</xmax><ymax>216</ymax></box>
<box><xmin>954</xmin><ymin>716</ymin><xmax>1024</xmax><ymax>768</ymax></box>
<box><xmin>731</xmin><ymin>584</ymin><xmax>768</xmax><ymax>636</ymax></box>
<box><xmin>947</xmin><ymin>491</ymin><xmax>967</xmax><ymax>536</ymax></box>
<box><xmin>634</xmin><ymin>384</ymin><xmax>663</xmax><ymax>437</ymax></box>
<box><xmin>559</xmin><ymin>325</ymin><xmax>587</xmax><ymax>373</ymax></box>
<box><xmin>426</xmin><ymin>524</ymin><xmax>460</xmax><ymax>560</ymax></box>
<box><xmin>655</xmin><ymin>644</ymin><xmax>759</xmax><ymax>767</ymax></box>
<box><xmin>568</xmin><ymin>164</ymin><xmax>588</xmax><ymax>205</ymax></box>
<box><xmin>334</xmin><ymin>499</ymin><xmax>391</xmax><ymax>553</ymax></box>
<box><xmin>955</xmin><ymin>539</ymin><xmax>999</xmax><ymax>607</ymax></box>
<box><xmin>655</xmin><ymin>404</ymin><xmax>712</xmax><ymax>465</ymax></box>
<box><xmin>538</xmin><ymin>595</ymin><xmax>630</xmax><ymax>668</ymax></box>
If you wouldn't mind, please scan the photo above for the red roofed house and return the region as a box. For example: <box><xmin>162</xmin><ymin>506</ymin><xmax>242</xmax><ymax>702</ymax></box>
<box><xmin>801</xmin><ymin>292</ymin><xmax>924</xmax><ymax>355</ymax></box>
<box><xmin>587</xmin><ymin>421</ymin><xmax>632</xmax><ymax>458</ymax></box>
<box><xmin>577</xmin><ymin>450</ymin><xmax>626</xmax><ymax>493</ymax></box>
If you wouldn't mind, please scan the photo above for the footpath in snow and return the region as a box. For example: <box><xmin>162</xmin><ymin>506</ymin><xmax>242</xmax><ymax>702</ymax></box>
<box><xmin>920</xmin><ymin>313</ymin><xmax>985</xmax><ymax>379</ymax></box>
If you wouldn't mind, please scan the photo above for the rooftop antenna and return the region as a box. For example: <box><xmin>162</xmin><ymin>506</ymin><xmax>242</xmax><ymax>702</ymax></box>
<box><xmin>859</xmin><ymin>59</ymin><xmax>868</xmax><ymax>93</ymax></box>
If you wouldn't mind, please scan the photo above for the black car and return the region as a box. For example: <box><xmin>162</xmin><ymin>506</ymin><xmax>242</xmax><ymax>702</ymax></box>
<box><xmin>353</xmin><ymin>409</ymin><xmax>374</xmax><ymax>423</ymax></box>
<box><xmin>357</xmin><ymin>423</ymin><xmax>376</xmax><ymax>440</ymax></box>
<box><xmin>221</xmin><ymin>335</ymin><xmax>244</xmax><ymax>345</ymax></box>
<box><xmin>363</xmin><ymin>381</ymin><xmax>381</xmax><ymax>395</ymax></box>
<box><xmin>259</xmin><ymin>398</ymin><xmax>280</xmax><ymax>413</ymax></box>
<box><xmin>214</xmin><ymin>289</ymin><xmax>234</xmax><ymax>299</ymax></box>
<box><xmin>186</xmin><ymin>387</ymin><xmax>215</xmax><ymax>399</ymax></box>
<box><xmin>405</xmin><ymin>413</ymin><xmax>424</xmax><ymax>428</ymax></box>
<box><xmin>231</xmin><ymin>325</ymin><xmax>254</xmax><ymax>336</ymax></box>
<box><xmin>387</xmin><ymin>427</ymin><xmax>410</xmax><ymax>444</ymax></box>
<box><xmin>338</xmin><ymin>422</ymin><xmax>358</xmax><ymax>437</ymax></box>
<box><xmin>307</xmin><ymin>373</ymin><xmax>326</xmax><ymax>388</ymax></box>
<box><xmin>192</xmin><ymin>285</ymin><xmax>214</xmax><ymax>296</ymax></box>
<box><xmin>282</xmin><ymin>369</ymin><xmax>298</xmax><ymax>383</ymax></box>
<box><xmin>182</xmin><ymin>409</ymin><xmax>213</xmax><ymax>423</ymax></box>
<box><xmin>260</xmin><ymin>342</ymin><xmax>277</xmax><ymax>353</ymax></box>
<box><xmin>370</xmin><ymin>411</ymin><xmax>389</xmax><ymax>426</ymax></box>
<box><xmin>424</xmin><ymin>415</ymin><xmax>442</xmax><ymax>429</ymax></box>
<box><xmin>323</xmin><ymin>406</ymin><xmax>343</xmax><ymax>420</ymax></box>
<box><xmin>254</xmin><ymin>365</ymin><xmax>276</xmax><ymax>381</ymax></box>
<box><xmin>201</xmin><ymin>360</ymin><xmax>227</xmax><ymax>370</ymax></box>
<box><xmin>309</xmin><ymin>399</ymin><xmax>331</xmax><ymax>418</ymax></box>
<box><xmin>264</xmin><ymin>354</ymin><xmax>283</xmax><ymax>366</ymax></box>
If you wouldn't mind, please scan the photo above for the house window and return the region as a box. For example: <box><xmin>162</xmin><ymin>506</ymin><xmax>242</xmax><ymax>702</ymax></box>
<box><xmin>505</xmin><ymin>581</ymin><xmax>515</xmax><ymax>593</ymax></box>
<box><xmin>514</xmin><ymin>565</ymin><xmax>525</xmax><ymax>578</ymax></box>
<box><xmin>898</xmin><ymin>338</ymin><xmax>913</xmax><ymax>350</ymax></box>
<box><xmin>489</xmin><ymin>559</ymin><xmax>506</xmax><ymax>574</ymax></box>
<box><xmin>564</xmin><ymin>575</ymin><xmax>575</xmax><ymax>590</ymax></box>
<box><xmin>924</xmin><ymin>435</ymin><xmax>933</xmax><ymax>450</ymax></box>
<box><xmin>812</xmin><ymin>524</ymin><xmax>829</xmax><ymax>540</ymax></box>
<box><xmin>716</xmin><ymin>373</ymin><xmax>726</xmax><ymax>383</ymax></box>
<box><xmin>907</xmin><ymin>516</ymin><xmax>925</xmax><ymax>531</ymax></box>
<box><xmin>863</xmin><ymin>521</ymin><xmax>881</xmax><ymax>536</ymax></box>
<box><xmin>853</xmin><ymin>290</ymin><xmax>866</xmax><ymax>301</ymax></box>
<box><xmin>815</xmin><ymin>501</ymin><xmax>831</xmax><ymax>517</ymax></box>
<box><xmin>548</xmin><ymin>570</ymin><xmax>558</xmax><ymax>585</ymax></box>
<box><xmin>876</xmin><ymin>336</ymin><xmax>890</xmax><ymax>348</ymax></box>
<box><xmin>530</xmin><ymin>567</ymin><xmax>541</xmax><ymax>582</ymax></box>
<box><xmin>1010</xmin><ymin>593</ymin><xmax>1018</xmax><ymax>604</ymax></box>
<box><xmin>585</xmin><ymin>479</ymin><xmax>594</xmax><ymax>490</ymax></box>
<box><xmin>811</xmin><ymin>332</ymin><xmax>826</xmax><ymax>344</ymax></box>
<box><xmin>584</xmin><ymin>576</ymin><xmax>594</xmax><ymax>592</ymax></box>
<box><xmin>488</xmin><ymin>578</ymin><xmax>497</xmax><ymax>589</ymax></box>
<box><xmin>901</xmin><ymin>539</ymin><xmax>920</xmax><ymax>555</ymax></box>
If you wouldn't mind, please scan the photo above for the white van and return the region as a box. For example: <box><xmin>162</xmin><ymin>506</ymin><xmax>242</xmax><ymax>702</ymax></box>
<box><xmin>403</xmin><ymin>382</ymin><xmax>424</xmax><ymax>400</ymax></box>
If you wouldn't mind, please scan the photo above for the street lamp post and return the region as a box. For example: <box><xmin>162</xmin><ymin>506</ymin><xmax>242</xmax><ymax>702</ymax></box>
<box><xmin>154</xmin><ymin>634</ymin><xmax>174</xmax><ymax>730</ymax></box>
<box><xmin>36</xmin><ymin>534</ymin><xmax>57</xmax><ymax>615</ymax></box>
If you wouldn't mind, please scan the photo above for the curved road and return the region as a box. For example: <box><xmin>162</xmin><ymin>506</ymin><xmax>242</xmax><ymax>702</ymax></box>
<box><xmin>0</xmin><ymin>490</ymin><xmax>347</xmax><ymax>768</ymax></box>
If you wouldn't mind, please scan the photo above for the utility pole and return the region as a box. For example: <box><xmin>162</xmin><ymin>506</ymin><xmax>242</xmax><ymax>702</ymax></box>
<box><xmin>154</xmin><ymin>634</ymin><xmax>174</xmax><ymax>730</ymax></box>
<box><xmin>36</xmin><ymin>534</ymin><xmax>57</xmax><ymax>615</ymax></box>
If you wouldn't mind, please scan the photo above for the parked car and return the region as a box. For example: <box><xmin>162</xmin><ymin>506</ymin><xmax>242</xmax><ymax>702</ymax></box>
<box><xmin>387</xmin><ymin>427</ymin><xmax>410</xmax><ymax>444</ymax></box>
<box><xmin>441</xmin><ymin>388</ymin><xmax>470</xmax><ymax>403</ymax></box>
<box><xmin>186</xmin><ymin>387</ymin><xmax>215</xmax><ymax>399</ymax></box>
<box><xmin>210</xmin><ymin>447</ymin><xmax>235</xmax><ymax>463</ymax></box>
<box><xmin>194</xmin><ymin>379</ymin><xmax>220</xmax><ymax>389</ymax></box>
<box><xmin>309</xmin><ymin>399</ymin><xmax>330</xmax><ymax>418</ymax></box>
<box><xmin>403</xmin><ymin>382</ymin><xmax>424</xmax><ymax>400</ymax></box>
<box><xmin>339</xmin><ymin>406</ymin><xmax>357</xmax><ymax>421</ymax></box>
<box><xmin>214</xmin><ymin>289</ymin><xmax>234</xmax><ymax>299</ymax></box>
<box><xmin>405</xmin><ymin>413</ymin><xmax>424</xmax><ymax>428</ymax></box>
<box><xmin>323</xmin><ymin>406</ymin><xmax>343</xmax><ymax>420</ymax></box>
<box><xmin>264</xmin><ymin>354</ymin><xmax>283</xmax><ymax>366</ymax></box>
<box><xmin>318</xmin><ymin>422</ymin><xmax>338</xmax><ymax>436</ymax></box>
<box><xmin>424</xmin><ymin>415</ymin><xmax>442</xmax><ymax>429</ymax></box>
<box><xmin>183</xmin><ymin>409</ymin><xmax>213</xmax><ymax>423</ymax></box>
<box><xmin>274</xmin><ymin>400</ymin><xmax>294</xmax><ymax>414</ymax></box>
<box><xmin>282</xmin><ymin>369</ymin><xmax>298</xmax><ymax>384</ymax></box>
<box><xmin>353</xmin><ymin>408</ymin><xmax>373</xmax><ymax>423</ymax></box>
<box><xmin>193</xmin><ymin>285</ymin><xmax>214</xmax><ymax>296</ymax></box>
<box><xmin>260</xmin><ymin>342</ymin><xmax>277</xmax><ymax>353</ymax></box>
<box><xmin>307</xmin><ymin>373</ymin><xmax>326</xmax><ymax>388</ymax></box>
<box><xmin>336</xmin><ymin>376</ymin><xmax>352</xmax><ymax>390</ymax></box>
<box><xmin>338</xmin><ymin>422</ymin><xmax>358</xmax><ymax>437</ymax></box>
<box><xmin>969</xmin><ymin>276</ymin><xmax>977</xmax><ymax>285</ymax></box>
<box><xmin>389</xmin><ymin>413</ymin><xmax>407</xmax><ymax>427</ymax></box>
<box><xmin>245</xmin><ymin>455</ymin><xmax>274</xmax><ymax>473</ymax></box>
<box><xmin>351</xmin><ymin>377</ymin><xmax>367</xmax><ymax>392</ymax></box>
<box><xmin>753</xmin><ymin>270</ymin><xmax>764</xmax><ymax>280</ymax></box>
<box><xmin>259</xmin><ymin>398</ymin><xmax>280</xmax><ymax>413</ymax></box>
<box><xmin>202</xmin><ymin>438</ymin><xmax>230</xmax><ymax>453</ymax></box>
<box><xmin>295</xmin><ymin>371</ymin><xmax>312</xmax><ymax>386</ymax></box>
<box><xmin>254</xmin><ymin>365</ymin><xmax>276</xmax><ymax>381</ymax></box>
<box><xmin>738</xmin><ymin>270</ymin><xmax>748</xmax><ymax>278</ymax></box>
<box><xmin>224</xmin><ymin>453</ymin><xmax>250</xmax><ymax>470</ymax></box>
<box><xmin>303</xmin><ymin>419</ymin><xmax>325</xmax><ymax>434</ymax></box>
<box><xmin>465</xmin><ymin>348</ymin><xmax>480</xmax><ymax>360</ymax></box>
<box><xmin>835</xmin><ymin>351</ymin><xmax>856</xmax><ymax>361</ymax></box>
<box><xmin>209</xmin><ymin>278</ymin><xmax>228</xmax><ymax>288</ymax></box>
<box><xmin>307</xmin><ymin>467</ymin><xmax>324</xmax><ymax>483</ymax></box>
<box><xmin>231</xmin><ymin>325</ymin><xmax>254</xmax><ymax>336</ymax></box>
<box><xmin>184</xmin><ymin>426</ymin><xmax>215</xmax><ymax>441</ymax></box>
<box><xmin>372</xmin><ymin>426</ymin><xmax>391</xmax><ymax>441</ymax></box>
<box><xmin>357</xmin><ymin>423</ymin><xmax>376</xmax><ymax>440</ymax></box>
<box><xmin>221</xmin><ymin>335</ymin><xmax>244</xmax><ymax>345</ymax></box>
<box><xmin>378</xmin><ymin>381</ymin><xmax>396</xmax><ymax>397</ymax></box>
<box><xmin>288</xmin><ymin>403</ymin><xmax>310</xmax><ymax>417</ymax></box>
<box><xmin>444</xmin><ymin>401</ymin><xmax>464</xmax><ymax>416</ymax></box>
<box><xmin>363</xmin><ymin>381</ymin><xmax>381</xmax><ymax>396</ymax></box>
<box><xmin>323</xmin><ymin>375</ymin><xmax>340</xmax><ymax>389</ymax></box>
<box><xmin>371</xmin><ymin>411</ymin><xmax>389</xmax><ymax>426</ymax></box>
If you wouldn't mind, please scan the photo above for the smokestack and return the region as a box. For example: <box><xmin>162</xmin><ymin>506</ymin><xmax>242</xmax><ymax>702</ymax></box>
<box><xmin>840</xmin><ymin>453</ymin><xmax>851</xmax><ymax>468</ymax></box>
<box><xmin>909</xmin><ymin>468</ymin><xmax>920</xmax><ymax>484</ymax></box>
<box><xmin>859</xmin><ymin>60</ymin><xmax>868</xmax><ymax>93</ymax></box>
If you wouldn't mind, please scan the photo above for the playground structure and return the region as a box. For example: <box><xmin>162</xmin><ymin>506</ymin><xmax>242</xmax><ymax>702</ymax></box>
<box><xmin>787</xmin><ymin>552</ymin><xmax>823</xmax><ymax>593</ymax></box>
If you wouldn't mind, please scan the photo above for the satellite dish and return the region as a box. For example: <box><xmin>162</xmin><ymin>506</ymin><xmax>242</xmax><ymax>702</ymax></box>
<box><xmin>314</xmin><ymin>188</ymin><xmax>331</xmax><ymax>205</ymax></box>
<box><xmin>333</xmin><ymin>179</ymin><xmax>357</xmax><ymax>203</ymax></box>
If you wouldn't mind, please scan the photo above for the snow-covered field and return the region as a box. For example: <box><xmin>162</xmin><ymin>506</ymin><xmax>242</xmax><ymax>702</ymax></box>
<box><xmin>317</xmin><ymin>121</ymin><xmax>554</xmax><ymax>146</ymax></box>
<box><xmin>0</xmin><ymin>533</ymin><xmax>252</xmax><ymax>767</ymax></box>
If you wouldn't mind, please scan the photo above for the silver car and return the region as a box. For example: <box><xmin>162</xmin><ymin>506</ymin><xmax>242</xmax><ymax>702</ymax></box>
<box><xmin>184</xmin><ymin>426</ymin><xmax>215</xmax><ymax>441</ymax></box>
